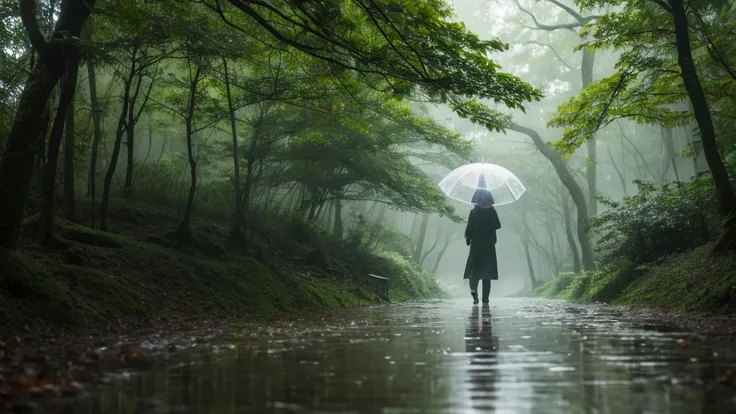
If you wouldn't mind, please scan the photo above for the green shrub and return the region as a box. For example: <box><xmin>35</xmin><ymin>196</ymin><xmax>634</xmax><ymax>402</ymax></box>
<box><xmin>593</xmin><ymin>177</ymin><xmax>720</xmax><ymax>268</ymax></box>
<box><xmin>536</xmin><ymin>272</ymin><xmax>577</xmax><ymax>298</ymax></box>
<box><xmin>560</xmin><ymin>272</ymin><xmax>592</xmax><ymax>300</ymax></box>
<box><xmin>539</xmin><ymin>265</ymin><xmax>639</xmax><ymax>304</ymax></box>
<box><xmin>370</xmin><ymin>251</ymin><xmax>444</xmax><ymax>300</ymax></box>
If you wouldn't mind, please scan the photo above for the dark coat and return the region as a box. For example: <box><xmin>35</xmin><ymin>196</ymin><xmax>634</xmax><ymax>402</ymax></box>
<box><xmin>463</xmin><ymin>206</ymin><xmax>501</xmax><ymax>280</ymax></box>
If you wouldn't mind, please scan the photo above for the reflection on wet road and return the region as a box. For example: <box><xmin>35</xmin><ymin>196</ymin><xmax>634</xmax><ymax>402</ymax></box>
<box><xmin>65</xmin><ymin>299</ymin><xmax>736</xmax><ymax>413</ymax></box>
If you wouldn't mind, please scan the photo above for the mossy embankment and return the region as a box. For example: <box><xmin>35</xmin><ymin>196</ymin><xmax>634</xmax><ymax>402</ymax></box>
<box><xmin>0</xmin><ymin>201</ymin><xmax>443</xmax><ymax>336</ymax></box>
<box><xmin>534</xmin><ymin>244</ymin><xmax>736</xmax><ymax>313</ymax></box>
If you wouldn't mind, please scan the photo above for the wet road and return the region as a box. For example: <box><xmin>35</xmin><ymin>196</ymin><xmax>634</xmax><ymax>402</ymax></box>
<box><xmin>63</xmin><ymin>299</ymin><xmax>736</xmax><ymax>414</ymax></box>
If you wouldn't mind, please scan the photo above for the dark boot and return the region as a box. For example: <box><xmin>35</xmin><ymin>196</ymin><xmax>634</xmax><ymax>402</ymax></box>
<box><xmin>471</xmin><ymin>292</ymin><xmax>479</xmax><ymax>304</ymax></box>
<box><xmin>481</xmin><ymin>279</ymin><xmax>491</xmax><ymax>303</ymax></box>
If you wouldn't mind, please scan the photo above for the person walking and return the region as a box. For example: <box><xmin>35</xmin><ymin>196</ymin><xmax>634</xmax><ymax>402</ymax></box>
<box><xmin>463</xmin><ymin>188</ymin><xmax>501</xmax><ymax>304</ymax></box>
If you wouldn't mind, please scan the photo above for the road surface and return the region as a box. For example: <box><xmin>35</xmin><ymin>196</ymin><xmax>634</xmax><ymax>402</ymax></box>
<box><xmin>62</xmin><ymin>299</ymin><xmax>736</xmax><ymax>413</ymax></box>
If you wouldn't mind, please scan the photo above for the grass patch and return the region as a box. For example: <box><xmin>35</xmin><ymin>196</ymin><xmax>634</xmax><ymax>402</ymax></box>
<box><xmin>0</xmin><ymin>249</ymin><xmax>81</xmax><ymax>331</ymax></box>
<box><xmin>534</xmin><ymin>244</ymin><xmax>736</xmax><ymax>313</ymax></box>
<box><xmin>1</xmin><ymin>202</ymin><xmax>442</xmax><ymax>335</ymax></box>
<box><xmin>613</xmin><ymin>244</ymin><xmax>736</xmax><ymax>312</ymax></box>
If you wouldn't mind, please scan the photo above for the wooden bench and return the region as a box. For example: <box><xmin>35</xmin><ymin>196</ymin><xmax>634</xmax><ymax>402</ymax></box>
<box><xmin>366</xmin><ymin>273</ymin><xmax>390</xmax><ymax>300</ymax></box>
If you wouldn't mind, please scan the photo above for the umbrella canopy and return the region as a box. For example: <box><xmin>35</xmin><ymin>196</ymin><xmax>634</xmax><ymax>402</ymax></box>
<box><xmin>437</xmin><ymin>162</ymin><xmax>526</xmax><ymax>206</ymax></box>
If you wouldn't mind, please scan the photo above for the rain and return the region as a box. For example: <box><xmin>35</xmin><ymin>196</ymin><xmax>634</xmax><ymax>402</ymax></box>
<box><xmin>1</xmin><ymin>0</ymin><xmax>736</xmax><ymax>413</ymax></box>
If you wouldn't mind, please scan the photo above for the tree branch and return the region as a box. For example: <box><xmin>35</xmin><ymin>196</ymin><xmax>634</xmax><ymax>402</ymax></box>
<box><xmin>647</xmin><ymin>0</ymin><xmax>673</xmax><ymax>14</ymax></box>
<box><xmin>544</xmin><ymin>0</ymin><xmax>597</xmax><ymax>23</ymax></box>
<box><xmin>209</xmin><ymin>1</ymin><xmax>418</xmax><ymax>83</ymax></box>
<box><xmin>517</xmin><ymin>41</ymin><xmax>574</xmax><ymax>70</ymax></box>
<box><xmin>19</xmin><ymin>0</ymin><xmax>49</xmax><ymax>59</ymax></box>
<box><xmin>513</xmin><ymin>0</ymin><xmax>583</xmax><ymax>32</ymax></box>
<box><xmin>363</xmin><ymin>0</ymin><xmax>430</xmax><ymax>78</ymax></box>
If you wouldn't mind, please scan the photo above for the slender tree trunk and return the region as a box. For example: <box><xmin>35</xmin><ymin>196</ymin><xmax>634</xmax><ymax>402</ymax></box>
<box><xmin>176</xmin><ymin>65</ymin><xmax>202</xmax><ymax>237</ymax></box>
<box><xmin>235</xmin><ymin>151</ymin><xmax>256</xmax><ymax>243</ymax></box>
<box><xmin>412</xmin><ymin>213</ymin><xmax>430</xmax><ymax>263</ymax></box>
<box><xmin>333</xmin><ymin>196</ymin><xmax>343</xmax><ymax>239</ymax></box>
<box><xmin>621</xmin><ymin>133</ymin><xmax>657</xmax><ymax>181</ymax></box>
<box><xmin>545</xmin><ymin>213</ymin><xmax>561</xmax><ymax>275</ymax></box>
<box><xmin>140</xmin><ymin>124</ymin><xmax>153</xmax><ymax>164</ymax></box>
<box><xmin>420</xmin><ymin>227</ymin><xmax>442</xmax><ymax>268</ymax></box>
<box><xmin>223</xmin><ymin>59</ymin><xmax>245</xmax><ymax>244</ymax></box>
<box><xmin>63</xmin><ymin>86</ymin><xmax>76</xmax><ymax>221</ymax></box>
<box><xmin>659</xmin><ymin>129</ymin><xmax>671</xmax><ymax>181</ymax></box>
<box><xmin>684</xmin><ymin>125</ymin><xmax>700</xmax><ymax>176</ymax></box>
<box><xmin>223</xmin><ymin>59</ymin><xmax>240</xmax><ymax>213</ymax></box>
<box><xmin>526</xmin><ymin>218</ymin><xmax>557</xmax><ymax>272</ymax></box>
<box><xmin>509</xmin><ymin>122</ymin><xmax>596</xmax><ymax>270</ymax></box>
<box><xmin>431</xmin><ymin>236</ymin><xmax>459</xmax><ymax>275</ymax></box>
<box><xmin>86</xmin><ymin>60</ymin><xmax>102</xmax><ymax>227</ymax></box>
<box><xmin>607</xmin><ymin>145</ymin><xmax>628</xmax><ymax>196</ymax></box>
<box><xmin>562</xmin><ymin>192</ymin><xmax>582</xmax><ymax>273</ymax></box>
<box><xmin>123</xmin><ymin>116</ymin><xmax>135</xmax><ymax>197</ymax></box>
<box><xmin>231</xmin><ymin>125</ymin><xmax>258</xmax><ymax>247</ymax></box>
<box><xmin>38</xmin><ymin>59</ymin><xmax>79</xmax><ymax>245</ymax></box>
<box><xmin>685</xmin><ymin>124</ymin><xmax>707</xmax><ymax>176</ymax></box>
<box><xmin>178</xmin><ymin>160</ymin><xmax>197</xmax><ymax>235</ymax></box>
<box><xmin>670</xmin><ymin>0</ymin><xmax>736</xmax><ymax>252</ymax></box>
<box><xmin>101</xmin><ymin>70</ymin><xmax>135</xmax><ymax>231</ymax></box>
<box><xmin>123</xmin><ymin>73</ymin><xmax>145</xmax><ymax>198</ymax></box>
<box><xmin>35</xmin><ymin>101</ymin><xmax>52</xmax><ymax>194</ymax></box>
<box><xmin>0</xmin><ymin>0</ymin><xmax>93</xmax><ymax>248</ymax></box>
<box><xmin>663</xmin><ymin>127</ymin><xmax>681</xmax><ymax>182</ymax></box>
<box><xmin>521</xmin><ymin>234</ymin><xmax>539</xmax><ymax>289</ymax></box>
<box><xmin>582</xmin><ymin>49</ymin><xmax>598</xmax><ymax>217</ymax></box>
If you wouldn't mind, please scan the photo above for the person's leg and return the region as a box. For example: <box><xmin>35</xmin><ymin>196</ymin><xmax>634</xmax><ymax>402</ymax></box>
<box><xmin>481</xmin><ymin>279</ymin><xmax>491</xmax><ymax>303</ymax></box>
<box><xmin>469</xmin><ymin>278</ymin><xmax>480</xmax><ymax>304</ymax></box>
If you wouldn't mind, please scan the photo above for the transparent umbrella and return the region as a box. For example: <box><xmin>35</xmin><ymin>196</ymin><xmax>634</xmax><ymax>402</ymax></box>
<box><xmin>437</xmin><ymin>162</ymin><xmax>526</xmax><ymax>206</ymax></box>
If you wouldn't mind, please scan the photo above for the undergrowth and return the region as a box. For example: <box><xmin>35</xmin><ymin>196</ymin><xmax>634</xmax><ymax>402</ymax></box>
<box><xmin>0</xmin><ymin>200</ymin><xmax>443</xmax><ymax>335</ymax></box>
<box><xmin>535</xmin><ymin>244</ymin><xmax>736</xmax><ymax>313</ymax></box>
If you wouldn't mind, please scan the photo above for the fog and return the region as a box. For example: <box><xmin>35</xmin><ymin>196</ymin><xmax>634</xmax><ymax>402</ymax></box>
<box><xmin>0</xmin><ymin>0</ymin><xmax>715</xmax><ymax>301</ymax></box>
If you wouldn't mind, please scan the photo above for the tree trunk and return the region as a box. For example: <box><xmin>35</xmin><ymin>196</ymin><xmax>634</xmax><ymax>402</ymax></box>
<box><xmin>63</xmin><ymin>86</ymin><xmax>76</xmax><ymax>221</ymax></box>
<box><xmin>0</xmin><ymin>0</ymin><xmax>94</xmax><ymax>248</ymax></box>
<box><xmin>34</xmin><ymin>101</ymin><xmax>52</xmax><ymax>194</ymax></box>
<box><xmin>231</xmin><ymin>126</ymin><xmax>258</xmax><ymax>247</ymax></box>
<box><xmin>685</xmin><ymin>124</ymin><xmax>707</xmax><ymax>176</ymax></box>
<box><xmin>333</xmin><ymin>196</ymin><xmax>343</xmax><ymax>239</ymax></box>
<box><xmin>607</xmin><ymin>145</ymin><xmax>628</xmax><ymax>196</ymax></box>
<box><xmin>412</xmin><ymin>213</ymin><xmax>430</xmax><ymax>263</ymax></box>
<box><xmin>123</xmin><ymin>73</ymin><xmax>145</xmax><ymax>198</ymax></box>
<box><xmin>582</xmin><ymin>49</ymin><xmax>598</xmax><ymax>217</ymax></box>
<box><xmin>522</xmin><ymin>234</ymin><xmax>539</xmax><ymax>289</ymax></box>
<box><xmin>38</xmin><ymin>59</ymin><xmax>79</xmax><ymax>245</ymax></box>
<box><xmin>545</xmin><ymin>213</ymin><xmax>561</xmax><ymax>275</ymax></box>
<box><xmin>562</xmin><ymin>192</ymin><xmax>582</xmax><ymax>273</ymax></box>
<box><xmin>663</xmin><ymin>127</ymin><xmax>681</xmax><ymax>182</ymax></box>
<box><xmin>223</xmin><ymin>59</ymin><xmax>241</xmax><ymax>218</ymax></box>
<box><xmin>177</xmin><ymin>161</ymin><xmax>196</xmax><ymax>236</ymax></box>
<box><xmin>123</xmin><ymin>118</ymin><xmax>135</xmax><ymax>197</ymax></box>
<box><xmin>86</xmin><ymin>60</ymin><xmax>102</xmax><ymax>227</ymax></box>
<box><xmin>224</xmin><ymin>59</ymin><xmax>246</xmax><ymax>245</ymax></box>
<box><xmin>431</xmin><ymin>236</ymin><xmax>458</xmax><ymax>276</ymax></box>
<box><xmin>100</xmin><ymin>50</ymin><xmax>139</xmax><ymax>231</ymax></box>
<box><xmin>176</xmin><ymin>65</ymin><xmax>202</xmax><ymax>237</ymax></box>
<box><xmin>509</xmin><ymin>122</ymin><xmax>596</xmax><ymax>270</ymax></box>
<box><xmin>670</xmin><ymin>0</ymin><xmax>736</xmax><ymax>252</ymax></box>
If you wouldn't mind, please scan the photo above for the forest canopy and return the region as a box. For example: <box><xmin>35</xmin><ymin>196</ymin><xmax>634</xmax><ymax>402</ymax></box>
<box><xmin>3</xmin><ymin>0</ymin><xmax>736</xmax><ymax>302</ymax></box>
<box><xmin>0</xmin><ymin>0</ymin><xmax>543</xmax><ymax>253</ymax></box>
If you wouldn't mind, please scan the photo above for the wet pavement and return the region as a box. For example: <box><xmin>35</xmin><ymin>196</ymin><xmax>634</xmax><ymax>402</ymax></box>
<box><xmin>60</xmin><ymin>299</ymin><xmax>736</xmax><ymax>413</ymax></box>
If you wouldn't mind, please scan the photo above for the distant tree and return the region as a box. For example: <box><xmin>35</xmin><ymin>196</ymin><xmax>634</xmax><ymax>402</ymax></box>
<box><xmin>549</xmin><ymin>0</ymin><xmax>736</xmax><ymax>252</ymax></box>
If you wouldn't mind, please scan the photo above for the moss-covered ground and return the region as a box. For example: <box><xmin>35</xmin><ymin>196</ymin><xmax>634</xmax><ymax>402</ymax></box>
<box><xmin>0</xmin><ymin>200</ymin><xmax>444</xmax><ymax>336</ymax></box>
<box><xmin>533</xmin><ymin>244</ymin><xmax>736</xmax><ymax>314</ymax></box>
